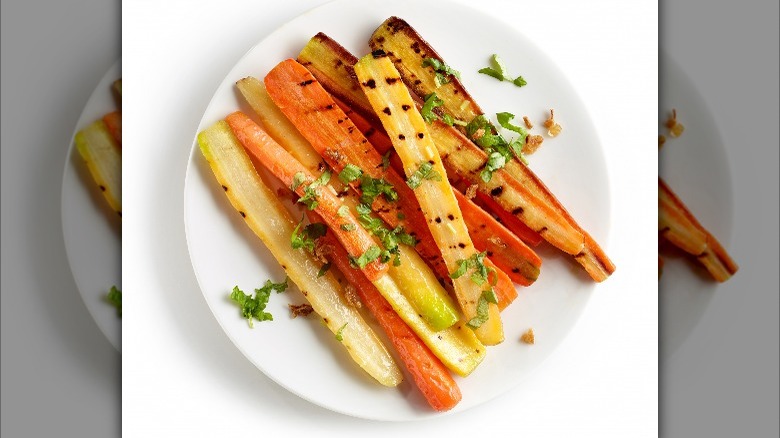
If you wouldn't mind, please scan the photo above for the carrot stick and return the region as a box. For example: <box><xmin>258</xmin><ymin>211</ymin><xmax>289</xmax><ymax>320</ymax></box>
<box><xmin>455</xmin><ymin>190</ymin><xmax>541</xmax><ymax>286</ymax></box>
<box><xmin>471</xmin><ymin>192</ymin><xmax>543</xmax><ymax>247</ymax></box>
<box><xmin>314</xmin><ymin>217</ymin><xmax>462</xmax><ymax>411</ymax></box>
<box><xmin>102</xmin><ymin>111</ymin><xmax>122</xmax><ymax>147</ymax></box>
<box><xmin>225</xmin><ymin>111</ymin><xmax>388</xmax><ymax>282</ymax></box>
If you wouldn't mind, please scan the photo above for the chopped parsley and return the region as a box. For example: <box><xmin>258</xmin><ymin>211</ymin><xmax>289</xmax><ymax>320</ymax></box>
<box><xmin>338</xmin><ymin>163</ymin><xmax>397</xmax><ymax>205</ymax></box>
<box><xmin>349</xmin><ymin>245</ymin><xmax>382</xmax><ymax>269</ymax></box>
<box><xmin>338</xmin><ymin>164</ymin><xmax>363</xmax><ymax>184</ymax></box>
<box><xmin>296</xmin><ymin>170</ymin><xmax>331</xmax><ymax>210</ymax></box>
<box><xmin>230</xmin><ymin>278</ymin><xmax>289</xmax><ymax>327</ymax></box>
<box><xmin>478</xmin><ymin>54</ymin><xmax>527</xmax><ymax>87</ymax></box>
<box><xmin>420</xmin><ymin>93</ymin><xmax>460</xmax><ymax>126</ymax></box>
<box><xmin>359</xmin><ymin>175</ymin><xmax>398</xmax><ymax>205</ymax></box>
<box><xmin>406</xmin><ymin>161</ymin><xmax>442</xmax><ymax>189</ymax></box>
<box><xmin>337</xmin><ymin>205</ymin><xmax>350</xmax><ymax>217</ymax></box>
<box><xmin>106</xmin><ymin>286</ymin><xmax>121</xmax><ymax>318</ymax></box>
<box><xmin>450</xmin><ymin>251</ymin><xmax>496</xmax><ymax>286</ymax></box>
<box><xmin>340</xmin><ymin>223</ymin><xmax>357</xmax><ymax>231</ymax></box>
<box><xmin>290</xmin><ymin>172</ymin><xmax>306</xmax><ymax>191</ymax></box>
<box><xmin>466</xmin><ymin>288</ymin><xmax>499</xmax><ymax>329</ymax></box>
<box><xmin>335</xmin><ymin>323</ymin><xmax>348</xmax><ymax>342</ymax></box>
<box><xmin>291</xmin><ymin>217</ymin><xmax>327</xmax><ymax>252</ymax></box>
<box><xmin>465</xmin><ymin>114</ymin><xmax>528</xmax><ymax>182</ymax></box>
<box><xmin>422</xmin><ymin>57</ymin><xmax>461</xmax><ymax>87</ymax></box>
<box><xmin>355</xmin><ymin>203</ymin><xmax>417</xmax><ymax>266</ymax></box>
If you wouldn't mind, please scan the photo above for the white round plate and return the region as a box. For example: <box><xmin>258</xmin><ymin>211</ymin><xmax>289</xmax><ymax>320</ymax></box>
<box><xmin>659</xmin><ymin>54</ymin><xmax>734</xmax><ymax>359</ymax></box>
<box><xmin>184</xmin><ymin>0</ymin><xmax>610</xmax><ymax>420</ymax></box>
<box><xmin>61</xmin><ymin>60</ymin><xmax>122</xmax><ymax>352</ymax></box>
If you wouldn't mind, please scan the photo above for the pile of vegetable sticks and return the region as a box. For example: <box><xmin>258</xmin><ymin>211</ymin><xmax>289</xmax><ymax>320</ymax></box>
<box><xmin>198</xmin><ymin>17</ymin><xmax>613</xmax><ymax>411</ymax></box>
<box><xmin>75</xmin><ymin>78</ymin><xmax>122</xmax><ymax>217</ymax></box>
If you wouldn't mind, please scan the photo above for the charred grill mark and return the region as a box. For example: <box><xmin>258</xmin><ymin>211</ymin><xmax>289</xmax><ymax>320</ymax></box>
<box><xmin>537</xmin><ymin>226</ymin><xmax>548</xmax><ymax>234</ymax></box>
<box><xmin>99</xmin><ymin>185</ymin><xmax>106</xmax><ymax>191</ymax></box>
<box><xmin>418</xmin><ymin>132</ymin><xmax>425</xmax><ymax>139</ymax></box>
<box><xmin>221</xmin><ymin>185</ymin><xmax>228</xmax><ymax>191</ymax></box>
<box><xmin>299</xmin><ymin>79</ymin><xmax>314</xmax><ymax>86</ymax></box>
<box><xmin>490</xmin><ymin>186</ymin><xmax>504</xmax><ymax>197</ymax></box>
<box><xmin>411</xmin><ymin>42</ymin><xmax>421</xmax><ymax>53</ymax></box>
<box><xmin>435</xmin><ymin>217</ymin><xmax>442</xmax><ymax>223</ymax></box>
<box><xmin>385</xmin><ymin>77</ymin><xmax>400</xmax><ymax>85</ymax></box>
<box><xmin>398</xmin><ymin>134</ymin><xmax>405</xmax><ymax>140</ymax></box>
<box><xmin>402</xmin><ymin>104</ymin><xmax>411</xmax><ymax>111</ymax></box>
<box><xmin>511</xmin><ymin>207</ymin><xmax>523</xmax><ymax>215</ymax></box>
<box><xmin>458</xmin><ymin>243</ymin><xmax>466</xmax><ymax>248</ymax></box>
<box><xmin>363</xmin><ymin>79</ymin><xmax>376</xmax><ymax>89</ymax></box>
<box><xmin>324</xmin><ymin>104</ymin><xmax>334</xmax><ymax>110</ymax></box>
<box><xmin>447</xmin><ymin>214</ymin><xmax>455</xmax><ymax>220</ymax></box>
<box><xmin>383</xmin><ymin>107</ymin><xmax>392</xmax><ymax>115</ymax></box>
<box><xmin>239</xmin><ymin>211</ymin><xmax>246</xmax><ymax>218</ymax></box>
<box><xmin>364</xmin><ymin>127</ymin><xmax>376</xmax><ymax>137</ymax></box>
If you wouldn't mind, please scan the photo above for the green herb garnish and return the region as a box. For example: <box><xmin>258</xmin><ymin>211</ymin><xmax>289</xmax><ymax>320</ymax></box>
<box><xmin>478</xmin><ymin>54</ymin><xmax>527</xmax><ymax>87</ymax></box>
<box><xmin>291</xmin><ymin>217</ymin><xmax>327</xmax><ymax>252</ymax></box>
<box><xmin>337</xmin><ymin>205</ymin><xmax>350</xmax><ymax>217</ymax></box>
<box><xmin>406</xmin><ymin>161</ymin><xmax>442</xmax><ymax>189</ymax></box>
<box><xmin>350</xmin><ymin>245</ymin><xmax>382</xmax><ymax>269</ymax></box>
<box><xmin>465</xmin><ymin>114</ymin><xmax>528</xmax><ymax>182</ymax></box>
<box><xmin>335</xmin><ymin>323</ymin><xmax>348</xmax><ymax>342</ymax></box>
<box><xmin>296</xmin><ymin>170</ymin><xmax>331</xmax><ymax>210</ymax></box>
<box><xmin>106</xmin><ymin>286</ymin><xmax>122</xmax><ymax>318</ymax></box>
<box><xmin>355</xmin><ymin>203</ymin><xmax>417</xmax><ymax>265</ymax></box>
<box><xmin>466</xmin><ymin>288</ymin><xmax>499</xmax><ymax>329</ymax></box>
<box><xmin>291</xmin><ymin>172</ymin><xmax>306</xmax><ymax>191</ymax></box>
<box><xmin>340</xmin><ymin>223</ymin><xmax>357</xmax><ymax>231</ymax></box>
<box><xmin>338</xmin><ymin>163</ymin><xmax>363</xmax><ymax>184</ymax></box>
<box><xmin>450</xmin><ymin>251</ymin><xmax>496</xmax><ymax>286</ymax></box>
<box><xmin>381</xmin><ymin>151</ymin><xmax>392</xmax><ymax>171</ymax></box>
<box><xmin>359</xmin><ymin>175</ymin><xmax>398</xmax><ymax>205</ymax></box>
<box><xmin>230</xmin><ymin>278</ymin><xmax>289</xmax><ymax>327</ymax></box>
<box><xmin>422</xmin><ymin>57</ymin><xmax>461</xmax><ymax>87</ymax></box>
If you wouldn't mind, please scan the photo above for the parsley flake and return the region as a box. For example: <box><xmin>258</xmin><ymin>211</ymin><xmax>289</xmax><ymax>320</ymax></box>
<box><xmin>349</xmin><ymin>245</ymin><xmax>382</xmax><ymax>269</ymax></box>
<box><xmin>406</xmin><ymin>161</ymin><xmax>442</xmax><ymax>189</ymax></box>
<box><xmin>230</xmin><ymin>278</ymin><xmax>289</xmax><ymax>328</ymax></box>
<box><xmin>478</xmin><ymin>54</ymin><xmax>527</xmax><ymax>88</ymax></box>
<box><xmin>422</xmin><ymin>58</ymin><xmax>461</xmax><ymax>87</ymax></box>
<box><xmin>296</xmin><ymin>170</ymin><xmax>331</xmax><ymax>210</ymax></box>
<box><xmin>106</xmin><ymin>286</ymin><xmax>121</xmax><ymax>318</ymax></box>
<box><xmin>338</xmin><ymin>164</ymin><xmax>363</xmax><ymax>184</ymax></box>
<box><xmin>359</xmin><ymin>175</ymin><xmax>398</xmax><ymax>205</ymax></box>
<box><xmin>466</xmin><ymin>288</ymin><xmax>499</xmax><ymax>329</ymax></box>
<box><xmin>317</xmin><ymin>262</ymin><xmax>331</xmax><ymax>277</ymax></box>
<box><xmin>335</xmin><ymin>323</ymin><xmax>348</xmax><ymax>342</ymax></box>
<box><xmin>291</xmin><ymin>217</ymin><xmax>327</xmax><ymax>252</ymax></box>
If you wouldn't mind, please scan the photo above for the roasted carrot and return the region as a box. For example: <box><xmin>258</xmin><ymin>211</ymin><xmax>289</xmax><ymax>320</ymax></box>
<box><xmin>102</xmin><ymin>111</ymin><xmax>122</xmax><ymax>147</ymax></box>
<box><xmin>471</xmin><ymin>192</ymin><xmax>543</xmax><ymax>247</ymax></box>
<box><xmin>225</xmin><ymin>111</ymin><xmax>388</xmax><ymax>282</ymax></box>
<box><xmin>659</xmin><ymin>178</ymin><xmax>737</xmax><ymax>282</ymax></box>
<box><xmin>455</xmin><ymin>189</ymin><xmax>541</xmax><ymax>286</ymax></box>
<box><xmin>314</xmin><ymin>221</ymin><xmax>462</xmax><ymax>411</ymax></box>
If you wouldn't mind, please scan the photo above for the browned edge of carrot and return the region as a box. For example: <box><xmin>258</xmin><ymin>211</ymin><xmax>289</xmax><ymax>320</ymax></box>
<box><xmin>312</xmin><ymin>212</ymin><xmax>462</xmax><ymax>412</ymax></box>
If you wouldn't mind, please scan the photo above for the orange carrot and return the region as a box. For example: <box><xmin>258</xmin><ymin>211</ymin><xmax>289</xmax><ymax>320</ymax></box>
<box><xmin>225</xmin><ymin>111</ymin><xmax>387</xmax><ymax>282</ymax></box>
<box><xmin>455</xmin><ymin>190</ymin><xmax>541</xmax><ymax>286</ymax></box>
<box><xmin>313</xmin><ymin>217</ymin><xmax>462</xmax><ymax>411</ymax></box>
<box><xmin>102</xmin><ymin>111</ymin><xmax>122</xmax><ymax>147</ymax></box>
<box><xmin>472</xmin><ymin>192</ymin><xmax>543</xmax><ymax>247</ymax></box>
